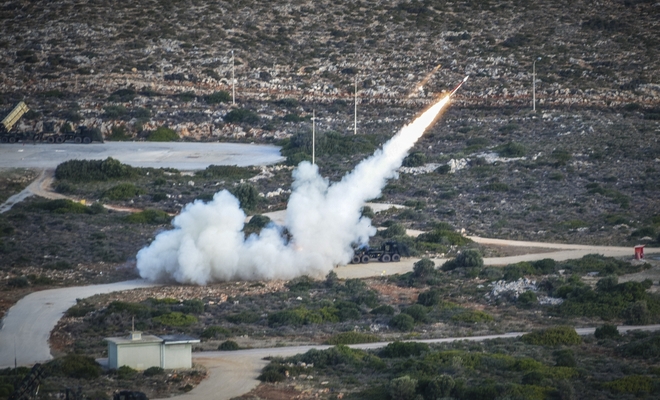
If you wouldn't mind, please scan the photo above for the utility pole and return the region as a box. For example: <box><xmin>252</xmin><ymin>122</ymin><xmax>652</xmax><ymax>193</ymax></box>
<box><xmin>231</xmin><ymin>50</ymin><xmax>236</xmax><ymax>105</ymax></box>
<box><xmin>354</xmin><ymin>75</ymin><xmax>358</xmax><ymax>135</ymax></box>
<box><xmin>312</xmin><ymin>109</ymin><xmax>315</xmax><ymax>165</ymax></box>
<box><xmin>533</xmin><ymin>57</ymin><xmax>541</xmax><ymax>112</ymax></box>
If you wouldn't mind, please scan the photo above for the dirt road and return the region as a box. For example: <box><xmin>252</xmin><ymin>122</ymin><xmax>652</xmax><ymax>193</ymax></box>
<box><xmin>0</xmin><ymin>169</ymin><xmax>65</xmax><ymax>213</ymax></box>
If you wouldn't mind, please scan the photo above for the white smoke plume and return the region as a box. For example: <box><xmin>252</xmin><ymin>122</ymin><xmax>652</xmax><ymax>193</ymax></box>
<box><xmin>136</xmin><ymin>95</ymin><xmax>452</xmax><ymax>284</ymax></box>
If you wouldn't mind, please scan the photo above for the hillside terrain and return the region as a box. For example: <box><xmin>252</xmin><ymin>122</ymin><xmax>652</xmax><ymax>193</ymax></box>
<box><xmin>0</xmin><ymin>1</ymin><xmax>660</xmax><ymax>398</ymax></box>
<box><xmin>1</xmin><ymin>0</ymin><xmax>658</xmax><ymax>248</ymax></box>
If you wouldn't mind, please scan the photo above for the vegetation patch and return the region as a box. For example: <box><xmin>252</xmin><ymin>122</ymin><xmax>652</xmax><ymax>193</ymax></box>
<box><xmin>55</xmin><ymin>158</ymin><xmax>135</xmax><ymax>182</ymax></box>
<box><xmin>521</xmin><ymin>326</ymin><xmax>582</xmax><ymax>346</ymax></box>
<box><xmin>326</xmin><ymin>332</ymin><xmax>380</xmax><ymax>345</ymax></box>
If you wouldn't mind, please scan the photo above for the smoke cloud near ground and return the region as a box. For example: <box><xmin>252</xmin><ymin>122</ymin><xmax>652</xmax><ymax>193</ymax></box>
<box><xmin>136</xmin><ymin>95</ymin><xmax>452</xmax><ymax>284</ymax></box>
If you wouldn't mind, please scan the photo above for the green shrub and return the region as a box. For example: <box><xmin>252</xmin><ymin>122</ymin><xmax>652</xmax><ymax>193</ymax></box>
<box><xmin>117</xmin><ymin>365</ymin><xmax>137</xmax><ymax>379</ymax></box>
<box><xmin>44</xmin><ymin>260</ymin><xmax>72</xmax><ymax>270</ymax></box>
<box><xmin>413</xmin><ymin>258</ymin><xmax>436</xmax><ymax>277</ymax></box>
<box><xmin>107</xmin><ymin>125</ymin><xmax>131</xmax><ymax>141</ymax></box>
<box><xmin>417</xmin><ymin>289</ymin><xmax>441</xmax><ymax>307</ymax></box>
<box><xmin>55</xmin><ymin>158</ymin><xmax>135</xmax><ymax>182</ymax></box>
<box><xmin>479</xmin><ymin>267</ymin><xmax>503</xmax><ymax>281</ymax></box>
<box><xmin>226</xmin><ymin>311</ymin><xmax>260</xmax><ymax>324</ymax></box>
<box><xmin>379</xmin><ymin>341</ymin><xmax>429</xmax><ymax>358</ymax></box>
<box><xmin>153</xmin><ymin>312</ymin><xmax>197</xmax><ymax>327</ymax></box>
<box><xmin>280</xmin><ymin>131</ymin><xmax>378</xmax><ymax>160</ymax></box>
<box><xmin>402</xmin><ymin>152</ymin><xmax>426</xmax><ymax>167</ymax></box>
<box><xmin>604</xmin><ymin>375</ymin><xmax>654</xmax><ymax>395</ymax></box>
<box><xmin>451</xmin><ymin>310</ymin><xmax>494</xmax><ymax>323</ymax></box>
<box><xmin>620</xmin><ymin>332</ymin><xmax>660</xmax><ymax>358</ymax></box>
<box><xmin>496</xmin><ymin>142</ymin><xmax>526</xmax><ymax>157</ymax></box>
<box><xmin>103</xmin><ymin>183</ymin><xmax>144</xmax><ymax>200</ymax></box>
<box><xmin>623</xmin><ymin>300</ymin><xmax>651</xmax><ymax>325</ymax></box>
<box><xmin>50</xmin><ymin>354</ymin><xmax>101</xmax><ymax>380</ymax></box>
<box><xmin>379</xmin><ymin>223</ymin><xmax>406</xmax><ymax>238</ymax></box>
<box><xmin>151</xmin><ymin>193</ymin><xmax>167</xmax><ymax>202</ymax></box>
<box><xmin>8</xmin><ymin>276</ymin><xmax>28</xmax><ymax>288</ymax></box>
<box><xmin>521</xmin><ymin>326</ymin><xmax>582</xmax><ymax>346</ymax></box>
<box><xmin>201</xmin><ymin>326</ymin><xmax>231</xmax><ymax>339</ymax></box>
<box><xmin>595</xmin><ymin>324</ymin><xmax>620</xmax><ymax>339</ymax></box>
<box><xmin>103</xmin><ymin>105</ymin><xmax>127</xmax><ymax>119</ymax></box>
<box><xmin>436</xmin><ymin>164</ymin><xmax>451</xmax><ymax>174</ymax></box>
<box><xmin>204</xmin><ymin>91</ymin><xmax>231</xmax><ymax>104</ymax></box>
<box><xmin>484</xmin><ymin>182</ymin><xmax>510</xmax><ymax>192</ymax></box>
<box><xmin>533</xmin><ymin>258</ymin><xmax>556</xmax><ymax>274</ymax></box>
<box><xmin>246</xmin><ymin>215</ymin><xmax>271</xmax><ymax>229</ymax></box>
<box><xmin>258</xmin><ymin>363</ymin><xmax>287</xmax><ymax>382</ymax></box>
<box><xmin>554</xmin><ymin>349</ymin><xmax>577</xmax><ymax>368</ymax></box>
<box><xmin>370</xmin><ymin>305</ymin><xmax>395</xmax><ymax>315</ymax></box>
<box><xmin>442</xmin><ymin>249</ymin><xmax>483</xmax><ymax>271</ymax></box>
<box><xmin>231</xmin><ymin>183</ymin><xmax>259</xmax><ymax>211</ymax></box>
<box><xmin>268</xmin><ymin>307</ymin><xmax>326</xmax><ymax>327</ymax></box>
<box><xmin>218</xmin><ymin>340</ymin><xmax>240</xmax><ymax>351</ymax></box>
<box><xmin>66</xmin><ymin>301</ymin><xmax>96</xmax><ymax>317</ymax></box>
<box><xmin>402</xmin><ymin>304</ymin><xmax>428</xmax><ymax>323</ymax></box>
<box><xmin>125</xmin><ymin>209</ymin><xmax>171</xmax><ymax>224</ymax></box>
<box><xmin>224</xmin><ymin>108</ymin><xmax>260</xmax><ymax>124</ymax></box>
<box><xmin>147</xmin><ymin>126</ymin><xmax>178</xmax><ymax>142</ymax></box>
<box><xmin>326</xmin><ymin>332</ymin><xmax>380</xmax><ymax>345</ymax></box>
<box><xmin>518</xmin><ymin>291</ymin><xmax>538</xmax><ymax>306</ymax></box>
<box><xmin>196</xmin><ymin>165</ymin><xmax>258</xmax><ymax>180</ymax></box>
<box><xmin>389</xmin><ymin>314</ymin><xmax>415</xmax><ymax>331</ymax></box>
<box><xmin>143</xmin><ymin>366</ymin><xmax>164</xmax><ymax>377</ymax></box>
<box><xmin>425</xmin><ymin>375</ymin><xmax>455</xmax><ymax>399</ymax></box>
<box><xmin>416</xmin><ymin>229</ymin><xmax>471</xmax><ymax>246</ymax></box>
<box><xmin>388</xmin><ymin>375</ymin><xmax>417</xmax><ymax>400</ymax></box>
<box><xmin>31</xmin><ymin>199</ymin><xmax>88</xmax><ymax>214</ymax></box>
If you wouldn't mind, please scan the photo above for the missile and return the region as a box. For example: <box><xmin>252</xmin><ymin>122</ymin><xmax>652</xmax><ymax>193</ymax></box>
<box><xmin>449</xmin><ymin>75</ymin><xmax>469</xmax><ymax>97</ymax></box>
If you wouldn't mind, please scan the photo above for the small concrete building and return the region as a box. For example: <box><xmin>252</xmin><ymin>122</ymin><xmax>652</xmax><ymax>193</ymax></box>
<box><xmin>106</xmin><ymin>331</ymin><xmax>199</xmax><ymax>370</ymax></box>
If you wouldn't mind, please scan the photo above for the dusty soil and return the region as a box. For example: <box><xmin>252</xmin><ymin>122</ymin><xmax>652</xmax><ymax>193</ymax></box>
<box><xmin>234</xmin><ymin>383</ymin><xmax>321</xmax><ymax>400</ymax></box>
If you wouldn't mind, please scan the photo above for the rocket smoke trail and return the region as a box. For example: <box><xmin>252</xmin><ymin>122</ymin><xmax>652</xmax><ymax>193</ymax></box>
<box><xmin>136</xmin><ymin>82</ymin><xmax>463</xmax><ymax>284</ymax></box>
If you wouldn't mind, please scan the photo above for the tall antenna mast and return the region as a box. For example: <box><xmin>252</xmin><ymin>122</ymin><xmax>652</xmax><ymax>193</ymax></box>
<box><xmin>354</xmin><ymin>75</ymin><xmax>358</xmax><ymax>135</ymax></box>
<box><xmin>312</xmin><ymin>109</ymin><xmax>315</xmax><ymax>165</ymax></box>
<box><xmin>231</xmin><ymin>50</ymin><xmax>236</xmax><ymax>105</ymax></box>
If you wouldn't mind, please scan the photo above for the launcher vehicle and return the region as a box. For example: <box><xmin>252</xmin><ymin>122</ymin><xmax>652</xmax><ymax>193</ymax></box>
<box><xmin>351</xmin><ymin>241</ymin><xmax>402</xmax><ymax>264</ymax></box>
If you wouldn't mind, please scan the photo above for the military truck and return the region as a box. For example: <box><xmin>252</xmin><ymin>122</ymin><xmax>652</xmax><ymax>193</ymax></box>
<box><xmin>351</xmin><ymin>241</ymin><xmax>402</xmax><ymax>264</ymax></box>
<box><xmin>35</xmin><ymin>124</ymin><xmax>102</xmax><ymax>144</ymax></box>
<box><xmin>1</xmin><ymin>101</ymin><xmax>102</xmax><ymax>144</ymax></box>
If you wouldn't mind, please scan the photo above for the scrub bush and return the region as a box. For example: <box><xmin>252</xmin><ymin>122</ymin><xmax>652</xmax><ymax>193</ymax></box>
<box><xmin>521</xmin><ymin>326</ymin><xmax>582</xmax><ymax>346</ymax></box>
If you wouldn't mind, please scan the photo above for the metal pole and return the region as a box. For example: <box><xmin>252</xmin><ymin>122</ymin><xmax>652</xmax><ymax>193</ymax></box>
<box><xmin>231</xmin><ymin>50</ymin><xmax>235</xmax><ymax>105</ymax></box>
<box><xmin>533</xmin><ymin>57</ymin><xmax>541</xmax><ymax>112</ymax></box>
<box><xmin>354</xmin><ymin>76</ymin><xmax>357</xmax><ymax>135</ymax></box>
<box><xmin>312</xmin><ymin>109</ymin><xmax>315</xmax><ymax>165</ymax></box>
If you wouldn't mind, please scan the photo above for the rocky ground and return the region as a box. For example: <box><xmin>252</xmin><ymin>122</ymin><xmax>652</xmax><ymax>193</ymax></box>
<box><xmin>0</xmin><ymin>0</ymin><xmax>658</xmax><ymax>140</ymax></box>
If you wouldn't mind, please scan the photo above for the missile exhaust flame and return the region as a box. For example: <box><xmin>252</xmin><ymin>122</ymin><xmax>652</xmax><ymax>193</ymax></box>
<box><xmin>136</xmin><ymin>78</ymin><xmax>466</xmax><ymax>284</ymax></box>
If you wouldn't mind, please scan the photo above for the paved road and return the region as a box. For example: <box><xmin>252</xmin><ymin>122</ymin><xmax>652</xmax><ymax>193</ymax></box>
<box><xmin>334</xmin><ymin>235</ymin><xmax>660</xmax><ymax>279</ymax></box>
<box><xmin>0</xmin><ymin>280</ymin><xmax>159</xmax><ymax>368</ymax></box>
<box><xmin>0</xmin><ymin>142</ymin><xmax>284</xmax><ymax>170</ymax></box>
<box><xmin>169</xmin><ymin>324</ymin><xmax>660</xmax><ymax>400</ymax></box>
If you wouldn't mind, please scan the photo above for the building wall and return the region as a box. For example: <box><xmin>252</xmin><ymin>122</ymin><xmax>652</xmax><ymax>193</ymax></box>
<box><xmin>116</xmin><ymin>343</ymin><xmax>162</xmax><ymax>370</ymax></box>
<box><xmin>162</xmin><ymin>344</ymin><xmax>192</xmax><ymax>369</ymax></box>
